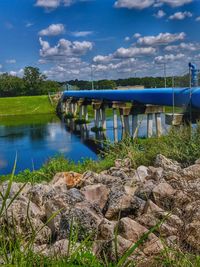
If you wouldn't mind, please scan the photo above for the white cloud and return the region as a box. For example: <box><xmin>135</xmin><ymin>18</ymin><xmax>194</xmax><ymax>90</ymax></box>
<box><xmin>196</xmin><ymin>16</ymin><xmax>200</xmax><ymax>21</ymax></box>
<box><xmin>114</xmin><ymin>0</ymin><xmax>154</xmax><ymax>10</ymax></box>
<box><xmin>114</xmin><ymin>0</ymin><xmax>193</xmax><ymax>9</ymax></box>
<box><xmin>9</xmin><ymin>69</ymin><xmax>24</xmax><ymax>77</ymax></box>
<box><xmin>159</xmin><ymin>0</ymin><xmax>193</xmax><ymax>7</ymax></box>
<box><xmin>93</xmin><ymin>55</ymin><xmax>113</xmax><ymax>64</ymax></box>
<box><xmin>154</xmin><ymin>10</ymin><xmax>166</xmax><ymax>18</ymax></box>
<box><xmin>6</xmin><ymin>59</ymin><xmax>16</xmax><ymax>64</ymax></box>
<box><xmin>35</xmin><ymin>0</ymin><xmax>89</xmax><ymax>10</ymax></box>
<box><xmin>133</xmin><ymin>33</ymin><xmax>141</xmax><ymax>38</ymax></box>
<box><xmin>26</xmin><ymin>22</ymin><xmax>34</xmax><ymax>28</ymax></box>
<box><xmin>137</xmin><ymin>32</ymin><xmax>186</xmax><ymax>46</ymax></box>
<box><xmin>169</xmin><ymin>11</ymin><xmax>192</xmax><ymax>20</ymax></box>
<box><xmin>71</xmin><ymin>31</ymin><xmax>93</xmax><ymax>37</ymax></box>
<box><xmin>154</xmin><ymin>53</ymin><xmax>185</xmax><ymax>63</ymax></box>
<box><xmin>165</xmin><ymin>42</ymin><xmax>200</xmax><ymax>52</ymax></box>
<box><xmin>124</xmin><ymin>36</ymin><xmax>130</xmax><ymax>42</ymax></box>
<box><xmin>39</xmin><ymin>24</ymin><xmax>65</xmax><ymax>36</ymax></box>
<box><xmin>35</xmin><ymin>0</ymin><xmax>61</xmax><ymax>9</ymax></box>
<box><xmin>114</xmin><ymin>46</ymin><xmax>156</xmax><ymax>58</ymax></box>
<box><xmin>39</xmin><ymin>37</ymin><xmax>93</xmax><ymax>58</ymax></box>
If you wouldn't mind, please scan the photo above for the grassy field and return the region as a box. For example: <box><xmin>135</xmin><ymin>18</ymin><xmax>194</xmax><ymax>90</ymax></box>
<box><xmin>0</xmin><ymin>95</ymin><xmax>55</xmax><ymax>116</ymax></box>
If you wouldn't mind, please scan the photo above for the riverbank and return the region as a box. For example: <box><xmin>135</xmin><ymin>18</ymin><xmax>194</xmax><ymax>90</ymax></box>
<box><xmin>0</xmin><ymin>95</ymin><xmax>55</xmax><ymax>116</ymax></box>
<box><xmin>1</xmin><ymin>126</ymin><xmax>200</xmax><ymax>266</ymax></box>
<box><xmin>1</xmin><ymin>153</ymin><xmax>200</xmax><ymax>266</ymax></box>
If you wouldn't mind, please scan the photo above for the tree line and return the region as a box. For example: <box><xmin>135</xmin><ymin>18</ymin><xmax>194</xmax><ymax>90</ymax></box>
<box><xmin>0</xmin><ymin>66</ymin><xmax>60</xmax><ymax>97</ymax></box>
<box><xmin>0</xmin><ymin>66</ymin><xmax>193</xmax><ymax>97</ymax></box>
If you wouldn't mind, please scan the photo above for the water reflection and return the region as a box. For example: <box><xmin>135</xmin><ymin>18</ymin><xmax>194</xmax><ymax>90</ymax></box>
<box><xmin>0</xmin><ymin>113</ymin><xmax>169</xmax><ymax>175</ymax></box>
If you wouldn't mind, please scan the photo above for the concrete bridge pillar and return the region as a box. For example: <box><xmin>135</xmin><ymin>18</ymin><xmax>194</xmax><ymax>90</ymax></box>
<box><xmin>132</xmin><ymin>114</ymin><xmax>139</xmax><ymax>139</ymax></box>
<box><xmin>119</xmin><ymin>107</ymin><xmax>131</xmax><ymax>136</ymax></box>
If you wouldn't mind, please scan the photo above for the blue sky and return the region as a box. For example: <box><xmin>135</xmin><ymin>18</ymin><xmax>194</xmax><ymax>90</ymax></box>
<box><xmin>0</xmin><ymin>0</ymin><xmax>200</xmax><ymax>81</ymax></box>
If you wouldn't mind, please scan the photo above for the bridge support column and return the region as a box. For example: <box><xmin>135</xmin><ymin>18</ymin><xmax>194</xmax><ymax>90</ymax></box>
<box><xmin>119</xmin><ymin>107</ymin><xmax>131</xmax><ymax>137</ymax></box>
<box><xmin>155</xmin><ymin>113</ymin><xmax>162</xmax><ymax>137</ymax></box>
<box><xmin>83</xmin><ymin>105</ymin><xmax>88</xmax><ymax>121</ymax></box>
<box><xmin>101</xmin><ymin>107</ymin><xmax>107</xmax><ymax>130</ymax></box>
<box><xmin>147</xmin><ymin>114</ymin><xmax>153</xmax><ymax>138</ymax></box>
<box><xmin>92</xmin><ymin>100</ymin><xmax>103</xmax><ymax>130</ymax></box>
<box><xmin>132</xmin><ymin>114</ymin><xmax>139</xmax><ymax>139</ymax></box>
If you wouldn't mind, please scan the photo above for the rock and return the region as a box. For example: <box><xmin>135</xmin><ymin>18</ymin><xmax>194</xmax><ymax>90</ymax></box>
<box><xmin>142</xmin><ymin>237</ymin><xmax>163</xmax><ymax>256</ymax></box>
<box><xmin>44</xmin><ymin>188</ymin><xmax>85</xmax><ymax>235</ymax></box>
<box><xmin>115</xmin><ymin>158</ymin><xmax>132</xmax><ymax>168</ymax></box>
<box><xmin>118</xmin><ymin>217</ymin><xmax>163</xmax><ymax>256</ymax></box>
<box><xmin>134</xmin><ymin>166</ymin><xmax>150</xmax><ymax>182</ymax></box>
<box><xmin>152</xmin><ymin>182</ymin><xmax>176</xmax><ymax>209</ymax></box>
<box><xmin>1</xmin><ymin>198</ymin><xmax>51</xmax><ymax>245</ymax></box>
<box><xmin>28</xmin><ymin>183</ymin><xmax>52</xmax><ymax>207</ymax></box>
<box><xmin>57</xmin><ymin>201</ymin><xmax>103</xmax><ymax>241</ymax></box>
<box><xmin>185</xmin><ymin>220</ymin><xmax>200</xmax><ymax>251</ymax></box>
<box><xmin>135</xmin><ymin>180</ymin><xmax>156</xmax><ymax>200</ymax></box>
<box><xmin>105</xmin><ymin>186</ymin><xmax>145</xmax><ymax>219</ymax></box>
<box><xmin>97</xmin><ymin>219</ymin><xmax>117</xmax><ymax>240</ymax></box>
<box><xmin>0</xmin><ymin>181</ymin><xmax>31</xmax><ymax>199</ymax></box>
<box><xmin>195</xmin><ymin>159</ymin><xmax>200</xmax><ymax>164</ymax></box>
<box><xmin>148</xmin><ymin>166</ymin><xmax>164</xmax><ymax>182</ymax></box>
<box><xmin>118</xmin><ymin>217</ymin><xmax>150</xmax><ymax>243</ymax></box>
<box><xmin>34</xmin><ymin>239</ymin><xmax>73</xmax><ymax>257</ymax></box>
<box><xmin>82</xmin><ymin>171</ymin><xmax>120</xmax><ymax>188</ymax></box>
<box><xmin>181</xmin><ymin>164</ymin><xmax>200</xmax><ymax>180</ymax></box>
<box><xmin>51</xmin><ymin>172</ymin><xmax>83</xmax><ymax>188</ymax></box>
<box><xmin>81</xmin><ymin>184</ymin><xmax>110</xmax><ymax>210</ymax></box>
<box><xmin>155</xmin><ymin>154</ymin><xmax>181</xmax><ymax>172</ymax></box>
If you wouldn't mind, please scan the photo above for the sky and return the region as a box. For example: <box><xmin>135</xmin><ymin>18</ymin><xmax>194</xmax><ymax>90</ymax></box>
<box><xmin>0</xmin><ymin>0</ymin><xmax>200</xmax><ymax>81</ymax></box>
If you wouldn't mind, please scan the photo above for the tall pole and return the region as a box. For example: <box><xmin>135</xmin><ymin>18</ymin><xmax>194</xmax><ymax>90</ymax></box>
<box><xmin>91</xmin><ymin>66</ymin><xmax>94</xmax><ymax>90</ymax></box>
<box><xmin>164</xmin><ymin>62</ymin><xmax>167</xmax><ymax>88</ymax></box>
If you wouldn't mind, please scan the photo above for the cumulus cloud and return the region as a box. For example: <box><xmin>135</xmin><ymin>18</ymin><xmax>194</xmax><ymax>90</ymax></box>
<box><xmin>124</xmin><ymin>36</ymin><xmax>130</xmax><ymax>42</ymax></box>
<box><xmin>165</xmin><ymin>42</ymin><xmax>200</xmax><ymax>52</ymax></box>
<box><xmin>39</xmin><ymin>24</ymin><xmax>65</xmax><ymax>36</ymax></box>
<box><xmin>154</xmin><ymin>53</ymin><xmax>185</xmax><ymax>63</ymax></box>
<box><xmin>196</xmin><ymin>16</ymin><xmax>200</xmax><ymax>21</ymax></box>
<box><xmin>169</xmin><ymin>11</ymin><xmax>192</xmax><ymax>20</ymax></box>
<box><xmin>114</xmin><ymin>0</ymin><xmax>193</xmax><ymax>9</ymax></box>
<box><xmin>154</xmin><ymin>10</ymin><xmax>166</xmax><ymax>18</ymax></box>
<box><xmin>137</xmin><ymin>32</ymin><xmax>186</xmax><ymax>46</ymax></box>
<box><xmin>39</xmin><ymin>37</ymin><xmax>93</xmax><ymax>59</ymax></box>
<box><xmin>133</xmin><ymin>33</ymin><xmax>141</xmax><ymax>38</ymax></box>
<box><xmin>9</xmin><ymin>69</ymin><xmax>24</xmax><ymax>77</ymax></box>
<box><xmin>114</xmin><ymin>46</ymin><xmax>156</xmax><ymax>58</ymax></box>
<box><xmin>93</xmin><ymin>55</ymin><xmax>113</xmax><ymax>64</ymax></box>
<box><xmin>6</xmin><ymin>59</ymin><xmax>16</xmax><ymax>64</ymax></box>
<box><xmin>71</xmin><ymin>31</ymin><xmax>93</xmax><ymax>37</ymax></box>
<box><xmin>159</xmin><ymin>0</ymin><xmax>193</xmax><ymax>7</ymax></box>
<box><xmin>114</xmin><ymin>0</ymin><xmax>155</xmax><ymax>10</ymax></box>
<box><xmin>35</xmin><ymin>0</ymin><xmax>89</xmax><ymax>10</ymax></box>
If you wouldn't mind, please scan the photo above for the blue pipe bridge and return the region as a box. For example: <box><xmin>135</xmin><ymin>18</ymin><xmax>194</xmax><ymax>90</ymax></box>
<box><xmin>62</xmin><ymin>88</ymin><xmax>200</xmax><ymax>110</ymax></box>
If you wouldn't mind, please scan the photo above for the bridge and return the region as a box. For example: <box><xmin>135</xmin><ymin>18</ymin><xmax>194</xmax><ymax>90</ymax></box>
<box><xmin>59</xmin><ymin>63</ymin><xmax>200</xmax><ymax>139</ymax></box>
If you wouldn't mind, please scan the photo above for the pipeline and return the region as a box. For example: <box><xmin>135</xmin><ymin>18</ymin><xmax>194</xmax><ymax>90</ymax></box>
<box><xmin>62</xmin><ymin>88</ymin><xmax>200</xmax><ymax>110</ymax></box>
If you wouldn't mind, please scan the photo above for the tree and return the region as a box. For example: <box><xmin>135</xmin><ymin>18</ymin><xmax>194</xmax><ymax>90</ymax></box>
<box><xmin>23</xmin><ymin>66</ymin><xmax>46</xmax><ymax>95</ymax></box>
<box><xmin>0</xmin><ymin>73</ymin><xmax>26</xmax><ymax>97</ymax></box>
<box><xmin>97</xmin><ymin>80</ymin><xmax>117</xmax><ymax>89</ymax></box>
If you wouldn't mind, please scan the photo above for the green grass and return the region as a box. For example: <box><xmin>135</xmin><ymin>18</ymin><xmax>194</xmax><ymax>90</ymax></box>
<box><xmin>0</xmin><ymin>95</ymin><xmax>55</xmax><ymax>116</ymax></box>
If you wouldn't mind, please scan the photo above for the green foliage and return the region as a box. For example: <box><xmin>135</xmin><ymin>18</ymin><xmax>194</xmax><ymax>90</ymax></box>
<box><xmin>0</xmin><ymin>66</ymin><xmax>61</xmax><ymax>97</ymax></box>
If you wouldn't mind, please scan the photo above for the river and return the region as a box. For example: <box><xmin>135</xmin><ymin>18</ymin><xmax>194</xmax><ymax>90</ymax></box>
<box><xmin>0</xmin><ymin>114</ymin><xmax>167</xmax><ymax>175</ymax></box>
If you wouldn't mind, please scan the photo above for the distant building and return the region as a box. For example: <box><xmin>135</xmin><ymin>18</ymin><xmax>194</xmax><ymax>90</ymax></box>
<box><xmin>116</xmin><ymin>85</ymin><xmax>144</xmax><ymax>90</ymax></box>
